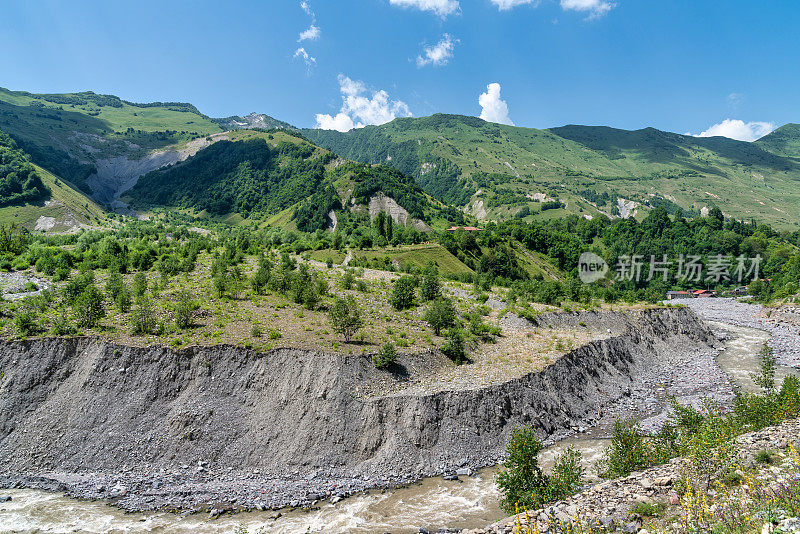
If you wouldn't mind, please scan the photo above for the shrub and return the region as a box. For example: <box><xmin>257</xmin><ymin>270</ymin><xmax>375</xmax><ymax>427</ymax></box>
<box><xmin>420</xmin><ymin>265</ymin><xmax>441</xmax><ymax>301</ymax></box>
<box><xmin>133</xmin><ymin>272</ymin><xmax>148</xmax><ymax>297</ymax></box>
<box><xmin>754</xmin><ymin>449</ymin><xmax>776</xmax><ymax>465</ymax></box>
<box><xmin>328</xmin><ymin>296</ymin><xmax>363</xmax><ymax>342</ymax></box>
<box><xmin>440</xmin><ymin>328</ymin><xmax>466</xmax><ymax>364</ymax></box>
<box><xmin>373</xmin><ymin>342</ymin><xmax>397</xmax><ymax>369</ymax></box>
<box><xmin>424</xmin><ymin>297</ymin><xmax>456</xmax><ymax>335</ymax></box>
<box><xmin>496</xmin><ymin>427</ymin><xmax>585</xmax><ymax>515</ymax></box>
<box><xmin>74</xmin><ymin>284</ymin><xmax>106</xmax><ymax>328</ymax></box>
<box><xmin>630</xmin><ymin>502</ymin><xmax>665</xmax><ymax>518</ymax></box>
<box><xmin>340</xmin><ymin>269</ymin><xmax>355</xmax><ymax>290</ymax></box>
<box><xmin>51</xmin><ymin>309</ymin><xmax>76</xmax><ymax>336</ymax></box>
<box><xmin>598</xmin><ymin>419</ymin><xmax>651</xmax><ymax>479</ymax></box>
<box><xmin>105</xmin><ymin>272</ymin><xmax>124</xmax><ymax>301</ymax></box>
<box><xmin>251</xmin><ymin>324</ymin><xmax>262</xmax><ymax>338</ymax></box>
<box><xmin>14</xmin><ymin>309</ymin><xmax>38</xmax><ymax>336</ymax></box>
<box><xmin>174</xmin><ymin>290</ymin><xmax>194</xmax><ymax>329</ymax></box>
<box><xmin>62</xmin><ymin>272</ymin><xmax>94</xmax><ymax>305</ymax></box>
<box><xmin>269</xmin><ymin>328</ymin><xmax>282</xmax><ymax>340</ymax></box>
<box><xmin>390</xmin><ymin>275</ymin><xmax>417</xmax><ymax>310</ymax></box>
<box><xmin>130</xmin><ymin>295</ymin><xmax>156</xmax><ymax>335</ymax></box>
<box><xmin>497</xmin><ymin>427</ymin><xmax>547</xmax><ymax>514</ymax></box>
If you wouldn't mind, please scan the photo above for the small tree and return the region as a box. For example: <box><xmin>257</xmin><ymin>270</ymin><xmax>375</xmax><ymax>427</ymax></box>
<box><xmin>213</xmin><ymin>272</ymin><xmax>228</xmax><ymax>299</ymax></box>
<box><xmin>420</xmin><ymin>265</ymin><xmax>441</xmax><ymax>301</ymax></box>
<box><xmin>390</xmin><ymin>275</ymin><xmax>417</xmax><ymax>310</ymax></box>
<box><xmin>496</xmin><ymin>427</ymin><xmax>547</xmax><ymax>514</ymax></box>
<box><xmin>440</xmin><ymin>328</ymin><xmax>466</xmax><ymax>364</ymax></box>
<box><xmin>133</xmin><ymin>272</ymin><xmax>148</xmax><ymax>297</ymax></box>
<box><xmin>340</xmin><ymin>269</ymin><xmax>355</xmax><ymax>290</ymax></box>
<box><xmin>754</xmin><ymin>342</ymin><xmax>777</xmax><ymax>393</ymax></box>
<box><xmin>373</xmin><ymin>342</ymin><xmax>397</xmax><ymax>369</ymax></box>
<box><xmin>251</xmin><ymin>262</ymin><xmax>271</xmax><ymax>294</ymax></box>
<box><xmin>328</xmin><ymin>296</ymin><xmax>363</xmax><ymax>342</ymax></box>
<box><xmin>74</xmin><ymin>284</ymin><xmax>106</xmax><ymax>328</ymax></box>
<box><xmin>174</xmin><ymin>290</ymin><xmax>194</xmax><ymax>329</ymax></box>
<box><xmin>424</xmin><ymin>297</ymin><xmax>456</xmax><ymax>336</ymax></box>
<box><xmin>497</xmin><ymin>428</ymin><xmax>584</xmax><ymax>515</ymax></box>
<box><xmin>115</xmin><ymin>285</ymin><xmax>131</xmax><ymax>313</ymax></box>
<box><xmin>130</xmin><ymin>295</ymin><xmax>156</xmax><ymax>335</ymax></box>
<box><xmin>105</xmin><ymin>272</ymin><xmax>124</xmax><ymax>301</ymax></box>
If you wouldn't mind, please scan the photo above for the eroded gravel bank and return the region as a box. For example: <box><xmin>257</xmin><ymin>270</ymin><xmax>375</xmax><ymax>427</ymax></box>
<box><xmin>0</xmin><ymin>308</ymin><xmax>727</xmax><ymax>514</ymax></box>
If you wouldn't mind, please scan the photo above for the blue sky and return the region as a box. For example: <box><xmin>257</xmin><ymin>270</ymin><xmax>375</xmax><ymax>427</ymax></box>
<box><xmin>2</xmin><ymin>0</ymin><xmax>798</xmax><ymax>140</ymax></box>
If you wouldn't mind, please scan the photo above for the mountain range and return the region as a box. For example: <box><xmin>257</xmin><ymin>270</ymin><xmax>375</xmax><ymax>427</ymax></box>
<box><xmin>1</xmin><ymin>86</ymin><xmax>799</xmax><ymax>231</ymax></box>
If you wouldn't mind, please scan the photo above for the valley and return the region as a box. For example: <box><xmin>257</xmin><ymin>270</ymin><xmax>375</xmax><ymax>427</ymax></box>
<box><xmin>1</xmin><ymin>86</ymin><xmax>800</xmax><ymax>534</ymax></box>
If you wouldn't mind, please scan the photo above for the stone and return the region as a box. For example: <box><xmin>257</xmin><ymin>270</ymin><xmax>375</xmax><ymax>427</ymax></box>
<box><xmin>639</xmin><ymin>478</ymin><xmax>653</xmax><ymax>489</ymax></box>
<box><xmin>456</xmin><ymin>468</ymin><xmax>472</xmax><ymax>477</ymax></box>
<box><xmin>0</xmin><ymin>496</ymin><xmax>11</xmax><ymax>502</ymax></box>
<box><xmin>654</xmin><ymin>476</ymin><xmax>674</xmax><ymax>486</ymax></box>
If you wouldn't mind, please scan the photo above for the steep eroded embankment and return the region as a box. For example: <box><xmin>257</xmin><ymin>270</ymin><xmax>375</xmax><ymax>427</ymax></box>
<box><xmin>0</xmin><ymin>307</ymin><xmax>715</xmax><ymax>510</ymax></box>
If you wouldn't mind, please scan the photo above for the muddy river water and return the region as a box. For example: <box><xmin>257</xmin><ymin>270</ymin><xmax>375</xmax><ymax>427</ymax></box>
<box><xmin>1</xmin><ymin>323</ymin><xmax>795</xmax><ymax>534</ymax></box>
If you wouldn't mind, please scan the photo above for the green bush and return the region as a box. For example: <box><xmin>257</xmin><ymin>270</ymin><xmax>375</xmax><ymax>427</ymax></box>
<box><xmin>424</xmin><ymin>297</ymin><xmax>456</xmax><ymax>335</ymax></box>
<box><xmin>14</xmin><ymin>309</ymin><xmax>38</xmax><ymax>336</ymax></box>
<box><xmin>373</xmin><ymin>342</ymin><xmax>397</xmax><ymax>369</ymax></box>
<box><xmin>74</xmin><ymin>284</ymin><xmax>106</xmax><ymax>328</ymax></box>
<box><xmin>496</xmin><ymin>427</ymin><xmax>585</xmax><ymax>515</ymax></box>
<box><xmin>328</xmin><ymin>296</ymin><xmax>363</xmax><ymax>342</ymax></box>
<box><xmin>130</xmin><ymin>295</ymin><xmax>156</xmax><ymax>335</ymax></box>
<box><xmin>440</xmin><ymin>328</ymin><xmax>466</xmax><ymax>364</ymax></box>
<box><xmin>174</xmin><ymin>290</ymin><xmax>194</xmax><ymax>329</ymax></box>
<box><xmin>390</xmin><ymin>275</ymin><xmax>417</xmax><ymax>310</ymax></box>
<box><xmin>420</xmin><ymin>265</ymin><xmax>441</xmax><ymax>301</ymax></box>
<box><xmin>598</xmin><ymin>419</ymin><xmax>651</xmax><ymax>479</ymax></box>
<box><xmin>630</xmin><ymin>502</ymin><xmax>665</xmax><ymax>518</ymax></box>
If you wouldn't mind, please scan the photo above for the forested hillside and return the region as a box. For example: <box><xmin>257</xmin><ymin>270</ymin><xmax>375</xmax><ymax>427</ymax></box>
<box><xmin>303</xmin><ymin>114</ymin><xmax>800</xmax><ymax>228</ymax></box>
<box><xmin>127</xmin><ymin>130</ymin><xmax>457</xmax><ymax>233</ymax></box>
<box><xmin>129</xmin><ymin>137</ymin><xmax>332</xmax><ymax>217</ymax></box>
<box><xmin>0</xmin><ymin>131</ymin><xmax>49</xmax><ymax>207</ymax></box>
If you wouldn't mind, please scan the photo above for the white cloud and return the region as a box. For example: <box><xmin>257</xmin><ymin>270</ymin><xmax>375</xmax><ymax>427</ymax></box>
<box><xmin>478</xmin><ymin>82</ymin><xmax>514</xmax><ymax>125</ymax></box>
<box><xmin>490</xmin><ymin>0</ymin><xmax>538</xmax><ymax>10</ymax></box>
<box><xmin>294</xmin><ymin>47</ymin><xmax>316</xmax><ymax>68</ymax></box>
<box><xmin>300</xmin><ymin>1</ymin><xmax>313</xmax><ymax>15</ymax></box>
<box><xmin>416</xmin><ymin>34</ymin><xmax>457</xmax><ymax>67</ymax></box>
<box><xmin>315</xmin><ymin>75</ymin><xmax>412</xmax><ymax>132</ymax></box>
<box><xmin>298</xmin><ymin>24</ymin><xmax>321</xmax><ymax>41</ymax></box>
<box><xmin>560</xmin><ymin>0</ymin><xmax>615</xmax><ymax>18</ymax></box>
<box><xmin>692</xmin><ymin>119</ymin><xmax>775</xmax><ymax>142</ymax></box>
<box><xmin>389</xmin><ymin>0</ymin><xmax>460</xmax><ymax>18</ymax></box>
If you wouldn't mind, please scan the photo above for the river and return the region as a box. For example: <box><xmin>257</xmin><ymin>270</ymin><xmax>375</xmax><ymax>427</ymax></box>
<box><xmin>1</xmin><ymin>321</ymin><xmax>794</xmax><ymax>534</ymax></box>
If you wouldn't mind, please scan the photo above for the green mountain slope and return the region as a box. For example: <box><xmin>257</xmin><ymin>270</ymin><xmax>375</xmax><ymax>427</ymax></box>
<box><xmin>0</xmin><ymin>129</ymin><xmax>104</xmax><ymax>231</ymax></box>
<box><xmin>0</xmin><ymin>87</ymin><xmax>223</xmax><ymax>195</ymax></box>
<box><xmin>755</xmin><ymin>124</ymin><xmax>800</xmax><ymax>158</ymax></box>
<box><xmin>303</xmin><ymin>115</ymin><xmax>800</xmax><ymax>228</ymax></box>
<box><xmin>127</xmin><ymin>130</ymin><xmax>456</xmax><ymax>231</ymax></box>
